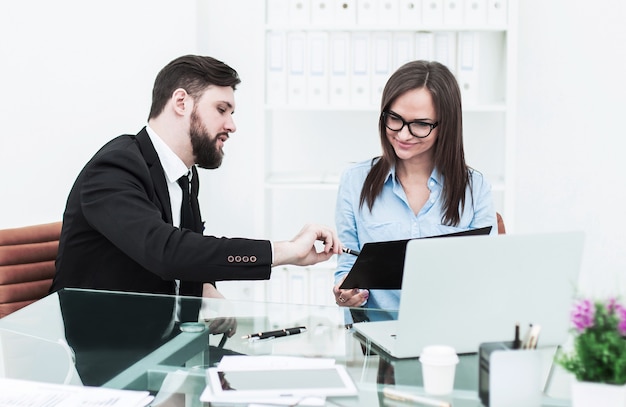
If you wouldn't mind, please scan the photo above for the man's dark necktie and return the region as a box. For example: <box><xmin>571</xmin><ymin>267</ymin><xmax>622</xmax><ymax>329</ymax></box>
<box><xmin>177</xmin><ymin>172</ymin><xmax>194</xmax><ymax>230</ymax></box>
<box><xmin>174</xmin><ymin>171</ymin><xmax>203</xmax><ymax>311</ymax></box>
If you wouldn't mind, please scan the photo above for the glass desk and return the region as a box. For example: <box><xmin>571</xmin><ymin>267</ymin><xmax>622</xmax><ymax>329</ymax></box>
<box><xmin>0</xmin><ymin>289</ymin><xmax>572</xmax><ymax>406</ymax></box>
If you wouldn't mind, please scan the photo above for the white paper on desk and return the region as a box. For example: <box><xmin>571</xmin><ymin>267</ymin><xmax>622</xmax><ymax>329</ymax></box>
<box><xmin>0</xmin><ymin>378</ymin><xmax>153</xmax><ymax>407</ymax></box>
<box><xmin>217</xmin><ymin>355</ymin><xmax>336</xmax><ymax>371</ymax></box>
<box><xmin>201</xmin><ymin>383</ymin><xmax>325</xmax><ymax>406</ymax></box>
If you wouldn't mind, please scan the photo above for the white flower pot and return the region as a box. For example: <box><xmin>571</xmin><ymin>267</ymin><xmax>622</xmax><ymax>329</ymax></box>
<box><xmin>571</xmin><ymin>380</ymin><xmax>626</xmax><ymax>407</ymax></box>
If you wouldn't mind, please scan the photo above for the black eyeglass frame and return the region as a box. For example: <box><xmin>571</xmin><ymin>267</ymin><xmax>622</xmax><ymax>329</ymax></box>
<box><xmin>381</xmin><ymin>111</ymin><xmax>439</xmax><ymax>139</ymax></box>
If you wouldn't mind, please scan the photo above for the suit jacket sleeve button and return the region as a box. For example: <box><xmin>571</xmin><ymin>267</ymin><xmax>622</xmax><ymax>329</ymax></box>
<box><xmin>228</xmin><ymin>255</ymin><xmax>234</xmax><ymax>262</ymax></box>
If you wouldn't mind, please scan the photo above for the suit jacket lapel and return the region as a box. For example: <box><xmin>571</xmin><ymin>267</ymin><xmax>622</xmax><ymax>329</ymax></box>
<box><xmin>135</xmin><ymin>128</ymin><xmax>173</xmax><ymax>225</ymax></box>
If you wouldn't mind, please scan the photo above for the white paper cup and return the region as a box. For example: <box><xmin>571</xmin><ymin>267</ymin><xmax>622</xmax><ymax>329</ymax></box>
<box><xmin>419</xmin><ymin>345</ymin><xmax>459</xmax><ymax>395</ymax></box>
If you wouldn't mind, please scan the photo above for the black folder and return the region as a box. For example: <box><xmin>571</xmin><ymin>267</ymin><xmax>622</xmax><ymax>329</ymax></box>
<box><xmin>339</xmin><ymin>226</ymin><xmax>492</xmax><ymax>290</ymax></box>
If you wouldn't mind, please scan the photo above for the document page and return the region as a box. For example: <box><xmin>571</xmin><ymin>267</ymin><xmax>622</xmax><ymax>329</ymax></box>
<box><xmin>0</xmin><ymin>378</ymin><xmax>153</xmax><ymax>407</ymax></box>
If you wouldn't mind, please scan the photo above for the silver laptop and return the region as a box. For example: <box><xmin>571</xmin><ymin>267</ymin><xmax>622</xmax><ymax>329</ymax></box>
<box><xmin>352</xmin><ymin>231</ymin><xmax>585</xmax><ymax>358</ymax></box>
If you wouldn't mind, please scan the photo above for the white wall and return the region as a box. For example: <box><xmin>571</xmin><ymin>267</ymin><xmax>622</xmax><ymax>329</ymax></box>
<box><xmin>1</xmin><ymin>0</ymin><xmax>624</xmax><ymax>297</ymax></box>
<box><xmin>0</xmin><ymin>0</ymin><xmax>198</xmax><ymax>227</ymax></box>
<box><xmin>515</xmin><ymin>0</ymin><xmax>626</xmax><ymax>297</ymax></box>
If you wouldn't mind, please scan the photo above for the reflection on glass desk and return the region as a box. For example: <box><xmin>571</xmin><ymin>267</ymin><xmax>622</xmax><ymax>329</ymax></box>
<box><xmin>0</xmin><ymin>289</ymin><xmax>572</xmax><ymax>406</ymax></box>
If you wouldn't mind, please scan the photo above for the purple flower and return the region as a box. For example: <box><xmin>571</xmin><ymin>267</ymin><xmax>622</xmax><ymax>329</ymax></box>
<box><xmin>616</xmin><ymin>304</ymin><xmax>626</xmax><ymax>336</ymax></box>
<box><xmin>571</xmin><ymin>299</ymin><xmax>595</xmax><ymax>333</ymax></box>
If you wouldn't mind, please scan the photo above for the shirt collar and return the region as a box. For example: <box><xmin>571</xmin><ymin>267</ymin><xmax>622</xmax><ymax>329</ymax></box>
<box><xmin>145</xmin><ymin>125</ymin><xmax>190</xmax><ymax>183</ymax></box>
<box><xmin>385</xmin><ymin>164</ymin><xmax>443</xmax><ymax>187</ymax></box>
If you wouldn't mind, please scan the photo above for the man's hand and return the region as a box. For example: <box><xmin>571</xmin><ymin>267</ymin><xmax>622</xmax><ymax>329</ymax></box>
<box><xmin>271</xmin><ymin>223</ymin><xmax>342</xmax><ymax>266</ymax></box>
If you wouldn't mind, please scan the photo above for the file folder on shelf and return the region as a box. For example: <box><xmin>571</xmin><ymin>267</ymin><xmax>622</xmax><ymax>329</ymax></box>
<box><xmin>487</xmin><ymin>0</ymin><xmax>507</xmax><ymax>26</ymax></box>
<box><xmin>266</xmin><ymin>31</ymin><xmax>287</xmax><ymax>105</ymax></box>
<box><xmin>266</xmin><ymin>0</ymin><xmax>289</xmax><ymax>25</ymax></box>
<box><xmin>329</xmin><ymin>31</ymin><xmax>350</xmax><ymax>106</ymax></box>
<box><xmin>333</xmin><ymin>0</ymin><xmax>357</xmax><ymax>25</ymax></box>
<box><xmin>310</xmin><ymin>0</ymin><xmax>333</xmax><ymax>25</ymax></box>
<box><xmin>307</xmin><ymin>31</ymin><xmax>330</xmax><ymax>105</ymax></box>
<box><xmin>421</xmin><ymin>0</ymin><xmax>443</xmax><ymax>25</ymax></box>
<box><xmin>286</xmin><ymin>31</ymin><xmax>307</xmax><ymax>105</ymax></box>
<box><xmin>392</xmin><ymin>31</ymin><xmax>415</xmax><ymax>70</ymax></box>
<box><xmin>433</xmin><ymin>31</ymin><xmax>457</xmax><ymax>74</ymax></box>
<box><xmin>350</xmin><ymin>32</ymin><xmax>370</xmax><ymax>106</ymax></box>
<box><xmin>371</xmin><ymin>32</ymin><xmax>393</xmax><ymax>106</ymax></box>
<box><xmin>398</xmin><ymin>0</ymin><xmax>422</xmax><ymax>26</ymax></box>
<box><xmin>464</xmin><ymin>0</ymin><xmax>488</xmax><ymax>26</ymax></box>
<box><xmin>357</xmin><ymin>0</ymin><xmax>378</xmax><ymax>25</ymax></box>
<box><xmin>414</xmin><ymin>31</ymin><xmax>434</xmax><ymax>61</ymax></box>
<box><xmin>288</xmin><ymin>0</ymin><xmax>311</xmax><ymax>24</ymax></box>
<box><xmin>378</xmin><ymin>0</ymin><xmax>400</xmax><ymax>25</ymax></box>
<box><xmin>457</xmin><ymin>31</ymin><xmax>480</xmax><ymax>104</ymax></box>
<box><xmin>443</xmin><ymin>0</ymin><xmax>463</xmax><ymax>25</ymax></box>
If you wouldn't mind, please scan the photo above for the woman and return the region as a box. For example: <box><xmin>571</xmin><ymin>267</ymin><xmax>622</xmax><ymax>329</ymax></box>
<box><xmin>333</xmin><ymin>60</ymin><xmax>497</xmax><ymax>321</ymax></box>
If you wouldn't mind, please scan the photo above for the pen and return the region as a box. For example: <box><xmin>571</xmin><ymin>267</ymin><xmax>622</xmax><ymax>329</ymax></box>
<box><xmin>512</xmin><ymin>322</ymin><xmax>521</xmax><ymax>349</ymax></box>
<box><xmin>382</xmin><ymin>387</ymin><xmax>451</xmax><ymax>407</ymax></box>
<box><xmin>241</xmin><ymin>326</ymin><xmax>307</xmax><ymax>340</ymax></box>
<box><xmin>342</xmin><ymin>247</ymin><xmax>360</xmax><ymax>256</ymax></box>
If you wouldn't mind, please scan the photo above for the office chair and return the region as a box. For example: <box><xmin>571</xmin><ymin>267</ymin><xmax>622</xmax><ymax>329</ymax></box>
<box><xmin>496</xmin><ymin>212</ymin><xmax>506</xmax><ymax>234</ymax></box>
<box><xmin>0</xmin><ymin>221</ymin><xmax>62</xmax><ymax>318</ymax></box>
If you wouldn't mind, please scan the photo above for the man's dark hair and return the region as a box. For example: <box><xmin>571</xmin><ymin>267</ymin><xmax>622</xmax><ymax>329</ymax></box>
<box><xmin>148</xmin><ymin>55</ymin><xmax>241</xmax><ymax>120</ymax></box>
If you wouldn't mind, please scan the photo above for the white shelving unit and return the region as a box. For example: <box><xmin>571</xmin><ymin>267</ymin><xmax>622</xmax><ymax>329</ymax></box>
<box><xmin>206</xmin><ymin>0</ymin><xmax>516</xmax><ymax>305</ymax></box>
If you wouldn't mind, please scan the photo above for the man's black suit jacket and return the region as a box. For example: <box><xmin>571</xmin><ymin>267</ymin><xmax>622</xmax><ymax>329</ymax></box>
<box><xmin>51</xmin><ymin>128</ymin><xmax>272</xmax><ymax>296</ymax></box>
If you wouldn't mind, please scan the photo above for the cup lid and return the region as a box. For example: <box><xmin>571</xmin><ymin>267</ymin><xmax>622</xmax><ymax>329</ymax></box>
<box><xmin>419</xmin><ymin>345</ymin><xmax>459</xmax><ymax>366</ymax></box>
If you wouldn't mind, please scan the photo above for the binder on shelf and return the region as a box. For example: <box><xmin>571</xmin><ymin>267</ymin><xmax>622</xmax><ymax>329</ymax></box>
<box><xmin>333</xmin><ymin>0</ymin><xmax>357</xmax><ymax>25</ymax></box>
<box><xmin>287</xmin><ymin>267</ymin><xmax>309</xmax><ymax>304</ymax></box>
<box><xmin>286</xmin><ymin>31</ymin><xmax>308</xmax><ymax>105</ymax></box>
<box><xmin>487</xmin><ymin>0</ymin><xmax>507</xmax><ymax>26</ymax></box>
<box><xmin>421</xmin><ymin>0</ymin><xmax>443</xmax><ymax>25</ymax></box>
<box><xmin>266</xmin><ymin>0</ymin><xmax>289</xmax><ymax>25</ymax></box>
<box><xmin>350</xmin><ymin>32</ymin><xmax>370</xmax><ymax>106</ymax></box>
<box><xmin>414</xmin><ymin>31</ymin><xmax>434</xmax><ymax>61</ymax></box>
<box><xmin>464</xmin><ymin>0</ymin><xmax>488</xmax><ymax>26</ymax></box>
<box><xmin>378</xmin><ymin>0</ymin><xmax>400</xmax><ymax>25</ymax></box>
<box><xmin>329</xmin><ymin>31</ymin><xmax>350</xmax><ymax>106</ymax></box>
<box><xmin>433</xmin><ymin>31</ymin><xmax>457</xmax><ymax>74</ymax></box>
<box><xmin>457</xmin><ymin>31</ymin><xmax>480</xmax><ymax>104</ymax></box>
<box><xmin>307</xmin><ymin>31</ymin><xmax>330</xmax><ymax>105</ymax></box>
<box><xmin>266</xmin><ymin>31</ymin><xmax>287</xmax><ymax>105</ymax></box>
<box><xmin>288</xmin><ymin>0</ymin><xmax>311</xmax><ymax>24</ymax></box>
<box><xmin>356</xmin><ymin>0</ymin><xmax>378</xmax><ymax>25</ymax></box>
<box><xmin>392</xmin><ymin>31</ymin><xmax>415</xmax><ymax>70</ymax></box>
<box><xmin>310</xmin><ymin>0</ymin><xmax>334</xmax><ymax>25</ymax></box>
<box><xmin>443</xmin><ymin>0</ymin><xmax>463</xmax><ymax>26</ymax></box>
<box><xmin>266</xmin><ymin>267</ymin><xmax>287</xmax><ymax>303</ymax></box>
<box><xmin>371</xmin><ymin>32</ymin><xmax>393</xmax><ymax>106</ymax></box>
<box><xmin>398</xmin><ymin>0</ymin><xmax>422</xmax><ymax>26</ymax></box>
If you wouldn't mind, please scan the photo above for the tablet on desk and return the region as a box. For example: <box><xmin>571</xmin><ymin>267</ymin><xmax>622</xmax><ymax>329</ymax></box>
<box><xmin>339</xmin><ymin>226</ymin><xmax>492</xmax><ymax>290</ymax></box>
<box><xmin>205</xmin><ymin>365</ymin><xmax>358</xmax><ymax>400</ymax></box>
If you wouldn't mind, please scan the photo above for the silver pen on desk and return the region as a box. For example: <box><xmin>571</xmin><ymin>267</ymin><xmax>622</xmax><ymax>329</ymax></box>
<box><xmin>383</xmin><ymin>387</ymin><xmax>451</xmax><ymax>407</ymax></box>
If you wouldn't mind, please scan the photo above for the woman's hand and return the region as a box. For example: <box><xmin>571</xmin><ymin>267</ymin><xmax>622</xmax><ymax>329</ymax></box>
<box><xmin>333</xmin><ymin>276</ymin><xmax>369</xmax><ymax>307</ymax></box>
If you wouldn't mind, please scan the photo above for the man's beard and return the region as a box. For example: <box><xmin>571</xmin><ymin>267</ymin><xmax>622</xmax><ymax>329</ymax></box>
<box><xmin>190</xmin><ymin>109</ymin><xmax>224</xmax><ymax>169</ymax></box>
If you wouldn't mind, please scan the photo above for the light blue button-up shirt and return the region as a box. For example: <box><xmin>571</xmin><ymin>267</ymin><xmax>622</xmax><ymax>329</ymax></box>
<box><xmin>335</xmin><ymin>158</ymin><xmax>497</xmax><ymax>321</ymax></box>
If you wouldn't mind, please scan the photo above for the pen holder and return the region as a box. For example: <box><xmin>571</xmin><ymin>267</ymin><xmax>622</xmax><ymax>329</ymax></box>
<box><xmin>478</xmin><ymin>341</ymin><xmax>542</xmax><ymax>407</ymax></box>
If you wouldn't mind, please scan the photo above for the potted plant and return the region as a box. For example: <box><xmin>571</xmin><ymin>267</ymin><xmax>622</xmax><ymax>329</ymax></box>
<box><xmin>556</xmin><ymin>298</ymin><xmax>626</xmax><ymax>406</ymax></box>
